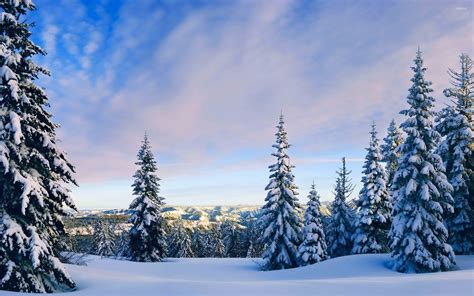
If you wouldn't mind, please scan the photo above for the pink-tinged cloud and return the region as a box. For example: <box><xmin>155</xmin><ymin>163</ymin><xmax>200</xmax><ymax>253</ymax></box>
<box><xmin>31</xmin><ymin>0</ymin><xmax>472</xmax><ymax>207</ymax></box>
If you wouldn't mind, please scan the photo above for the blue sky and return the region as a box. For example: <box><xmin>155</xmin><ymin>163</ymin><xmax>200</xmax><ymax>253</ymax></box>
<box><xmin>27</xmin><ymin>0</ymin><xmax>472</xmax><ymax>209</ymax></box>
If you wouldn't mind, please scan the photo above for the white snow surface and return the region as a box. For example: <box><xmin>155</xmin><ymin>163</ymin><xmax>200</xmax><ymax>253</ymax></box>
<box><xmin>3</xmin><ymin>254</ymin><xmax>473</xmax><ymax>296</ymax></box>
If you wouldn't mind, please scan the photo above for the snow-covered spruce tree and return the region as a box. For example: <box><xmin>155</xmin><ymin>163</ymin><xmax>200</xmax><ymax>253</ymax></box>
<box><xmin>191</xmin><ymin>225</ymin><xmax>208</xmax><ymax>257</ymax></box>
<box><xmin>92</xmin><ymin>217</ymin><xmax>116</xmax><ymax>257</ymax></box>
<box><xmin>298</xmin><ymin>182</ymin><xmax>328</xmax><ymax>265</ymax></box>
<box><xmin>246</xmin><ymin>241</ymin><xmax>256</xmax><ymax>258</ymax></box>
<box><xmin>221</xmin><ymin>220</ymin><xmax>243</xmax><ymax>257</ymax></box>
<box><xmin>381</xmin><ymin>119</ymin><xmax>404</xmax><ymax>188</ymax></box>
<box><xmin>352</xmin><ymin>123</ymin><xmax>392</xmax><ymax>254</ymax></box>
<box><xmin>128</xmin><ymin>134</ymin><xmax>167</xmax><ymax>262</ymax></box>
<box><xmin>168</xmin><ymin>219</ymin><xmax>194</xmax><ymax>258</ymax></box>
<box><xmin>388</xmin><ymin>49</ymin><xmax>455</xmax><ymax>273</ymax></box>
<box><xmin>209</xmin><ymin>223</ymin><xmax>225</xmax><ymax>257</ymax></box>
<box><xmin>115</xmin><ymin>227</ymin><xmax>130</xmax><ymax>258</ymax></box>
<box><xmin>242</xmin><ymin>218</ymin><xmax>264</xmax><ymax>258</ymax></box>
<box><xmin>326</xmin><ymin>157</ymin><xmax>355</xmax><ymax>258</ymax></box>
<box><xmin>260</xmin><ymin>114</ymin><xmax>303</xmax><ymax>270</ymax></box>
<box><xmin>0</xmin><ymin>1</ymin><xmax>77</xmax><ymax>292</ymax></box>
<box><xmin>436</xmin><ymin>53</ymin><xmax>473</xmax><ymax>255</ymax></box>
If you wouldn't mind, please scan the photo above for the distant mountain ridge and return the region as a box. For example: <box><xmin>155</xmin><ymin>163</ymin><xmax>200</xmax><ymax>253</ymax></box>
<box><xmin>74</xmin><ymin>203</ymin><xmax>331</xmax><ymax>222</ymax></box>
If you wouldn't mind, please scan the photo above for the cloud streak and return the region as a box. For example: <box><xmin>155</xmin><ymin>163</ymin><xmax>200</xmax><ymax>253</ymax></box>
<box><xmin>29</xmin><ymin>0</ymin><xmax>473</xmax><ymax>207</ymax></box>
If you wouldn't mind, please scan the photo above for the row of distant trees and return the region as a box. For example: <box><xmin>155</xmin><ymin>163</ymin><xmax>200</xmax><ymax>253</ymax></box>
<box><xmin>79</xmin><ymin>217</ymin><xmax>264</xmax><ymax>259</ymax></box>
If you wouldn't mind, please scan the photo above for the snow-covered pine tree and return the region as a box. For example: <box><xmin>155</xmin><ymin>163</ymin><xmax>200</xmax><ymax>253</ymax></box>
<box><xmin>115</xmin><ymin>227</ymin><xmax>130</xmax><ymax>258</ymax></box>
<box><xmin>381</xmin><ymin>119</ymin><xmax>404</xmax><ymax>188</ymax></box>
<box><xmin>260</xmin><ymin>114</ymin><xmax>303</xmax><ymax>270</ymax></box>
<box><xmin>191</xmin><ymin>225</ymin><xmax>208</xmax><ymax>257</ymax></box>
<box><xmin>326</xmin><ymin>157</ymin><xmax>355</xmax><ymax>258</ymax></box>
<box><xmin>221</xmin><ymin>220</ymin><xmax>243</xmax><ymax>257</ymax></box>
<box><xmin>242</xmin><ymin>218</ymin><xmax>264</xmax><ymax>258</ymax></box>
<box><xmin>128</xmin><ymin>134</ymin><xmax>167</xmax><ymax>262</ymax></box>
<box><xmin>352</xmin><ymin>123</ymin><xmax>392</xmax><ymax>254</ymax></box>
<box><xmin>0</xmin><ymin>1</ymin><xmax>77</xmax><ymax>292</ymax></box>
<box><xmin>388</xmin><ymin>49</ymin><xmax>455</xmax><ymax>273</ymax></box>
<box><xmin>92</xmin><ymin>217</ymin><xmax>116</xmax><ymax>257</ymax></box>
<box><xmin>210</xmin><ymin>223</ymin><xmax>225</xmax><ymax>257</ymax></box>
<box><xmin>298</xmin><ymin>182</ymin><xmax>328</xmax><ymax>265</ymax></box>
<box><xmin>436</xmin><ymin>53</ymin><xmax>473</xmax><ymax>255</ymax></box>
<box><xmin>246</xmin><ymin>241</ymin><xmax>256</xmax><ymax>258</ymax></box>
<box><xmin>168</xmin><ymin>219</ymin><xmax>194</xmax><ymax>258</ymax></box>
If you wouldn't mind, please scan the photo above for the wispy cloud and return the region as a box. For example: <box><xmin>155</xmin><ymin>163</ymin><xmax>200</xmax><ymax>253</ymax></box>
<box><xmin>30</xmin><ymin>0</ymin><xmax>473</xmax><ymax>207</ymax></box>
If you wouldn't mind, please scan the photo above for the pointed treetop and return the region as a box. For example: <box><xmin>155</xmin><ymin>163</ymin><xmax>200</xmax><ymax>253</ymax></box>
<box><xmin>278</xmin><ymin>111</ymin><xmax>285</xmax><ymax>126</ymax></box>
<box><xmin>309</xmin><ymin>181</ymin><xmax>317</xmax><ymax>194</ymax></box>
<box><xmin>413</xmin><ymin>47</ymin><xmax>426</xmax><ymax>73</ymax></box>
<box><xmin>335</xmin><ymin>157</ymin><xmax>355</xmax><ymax>200</ymax></box>
<box><xmin>389</xmin><ymin>118</ymin><xmax>396</xmax><ymax>127</ymax></box>
<box><xmin>143</xmin><ymin>132</ymin><xmax>150</xmax><ymax>145</ymax></box>
<box><xmin>445</xmin><ymin>53</ymin><xmax>473</xmax><ymax>111</ymax></box>
<box><xmin>370</xmin><ymin>121</ymin><xmax>377</xmax><ymax>141</ymax></box>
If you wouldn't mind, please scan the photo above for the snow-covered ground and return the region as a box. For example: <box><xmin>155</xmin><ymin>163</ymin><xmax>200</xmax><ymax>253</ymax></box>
<box><xmin>3</xmin><ymin>254</ymin><xmax>473</xmax><ymax>296</ymax></box>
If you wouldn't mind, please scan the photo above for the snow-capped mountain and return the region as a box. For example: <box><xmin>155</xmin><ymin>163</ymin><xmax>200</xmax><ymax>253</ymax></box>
<box><xmin>74</xmin><ymin>203</ymin><xmax>331</xmax><ymax>222</ymax></box>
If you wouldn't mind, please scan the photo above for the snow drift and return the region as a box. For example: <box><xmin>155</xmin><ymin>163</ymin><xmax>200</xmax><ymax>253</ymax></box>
<box><xmin>3</xmin><ymin>253</ymin><xmax>472</xmax><ymax>296</ymax></box>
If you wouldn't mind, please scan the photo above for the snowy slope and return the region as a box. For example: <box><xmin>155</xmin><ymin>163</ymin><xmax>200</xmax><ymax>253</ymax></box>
<box><xmin>3</xmin><ymin>254</ymin><xmax>473</xmax><ymax>296</ymax></box>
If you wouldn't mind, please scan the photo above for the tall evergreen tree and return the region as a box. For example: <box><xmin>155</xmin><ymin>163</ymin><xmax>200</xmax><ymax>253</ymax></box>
<box><xmin>168</xmin><ymin>219</ymin><xmax>194</xmax><ymax>258</ymax></box>
<box><xmin>381</xmin><ymin>119</ymin><xmax>404</xmax><ymax>188</ymax></box>
<box><xmin>128</xmin><ymin>134</ymin><xmax>167</xmax><ymax>262</ymax></box>
<box><xmin>92</xmin><ymin>217</ymin><xmax>116</xmax><ymax>257</ymax></box>
<box><xmin>352</xmin><ymin>123</ymin><xmax>391</xmax><ymax>254</ymax></box>
<box><xmin>389</xmin><ymin>49</ymin><xmax>455</xmax><ymax>273</ymax></box>
<box><xmin>260</xmin><ymin>114</ymin><xmax>303</xmax><ymax>270</ymax></box>
<box><xmin>298</xmin><ymin>182</ymin><xmax>328</xmax><ymax>265</ymax></box>
<box><xmin>436</xmin><ymin>53</ymin><xmax>474</xmax><ymax>255</ymax></box>
<box><xmin>0</xmin><ymin>1</ymin><xmax>77</xmax><ymax>292</ymax></box>
<box><xmin>326</xmin><ymin>157</ymin><xmax>355</xmax><ymax>257</ymax></box>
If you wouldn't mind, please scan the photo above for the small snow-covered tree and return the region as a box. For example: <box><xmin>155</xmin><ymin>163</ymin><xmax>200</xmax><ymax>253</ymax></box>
<box><xmin>389</xmin><ymin>49</ymin><xmax>455</xmax><ymax>273</ymax></box>
<box><xmin>242</xmin><ymin>218</ymin><xmax>264</xmax><ymax>258</ymax></box>
<box><xmin>260</xmin><ymin>114</ymin><xmax>303</xmax><ymax>270</ymax></box>
<box><xmin>207</xmin><ymin>223</ymin><xmax>225</xmax><ymax>257</ymax></box>
<box><xmin>298</xmin><ymin>182</ymin><xmax>328</xmax><ymax>265</ymax></box>
<box><xmin>92</xmin><ymin>217</ymin><xmax>116</xmax><ymax>257</ymax></box>
<box><xmin>381</xmin><ymin>119</ymin><xmax>404</xmax><ymax>188</ymax></box>
<box><xmin>352</xmin><ymin>123</ymin><xmax>392</xmax><ymax>254</ymax></box>
<box><xmin>246</xmin><ymin>241</ymin><xmax>256</xmax><ymax>258</ymax></box>
<box><xmin>326</xmin><ymin>157</ymin><xmax>355</xmax><ymax>258</ymax></box>
<box><xmin>0</xmin><ymin>1</ymin><xmax>77</xmax><ymax>292</ymax></box>
<box><xmin>221</xmin><ymin>220</ymin><xmax>243</xmax><ymax>257</ymax></box>
<box><xmin>128</xmin><ymin>134</ymin><xmax>167</xmax><ymax>262</ymax></box>
<box><xmin>168</xmin><ymin>219</ymin><xmax>194</xmax><ymax>258</ymax></box>
<box><xmin>192</xmin><ymin>225</ymin><xmax>209</xmax><ymax>257</ymax></box>
<box><xmin>436</xmin><ymin>53</ymin><xmax>473</xmax><ymax>255</ymax></box>
<box><xmin>115</xmin><ymin>227</ymin><xmax>130</xmax><ymax>258</ymax></box>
